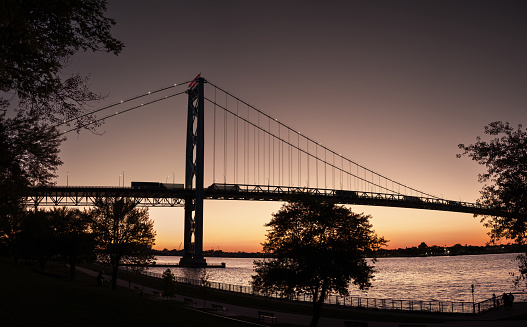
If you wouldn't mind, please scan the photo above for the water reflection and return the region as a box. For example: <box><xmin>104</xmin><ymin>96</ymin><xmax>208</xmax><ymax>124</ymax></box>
<box><xmin>148</xmin><ymin>253</ymin><xmax>523</xmax><ymax>302</ymax></box>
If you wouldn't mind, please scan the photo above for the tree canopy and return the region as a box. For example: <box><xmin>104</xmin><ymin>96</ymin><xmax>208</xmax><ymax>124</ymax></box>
<box><xmin>0</xmin><ymin>0</ymin><xmax>123</xmax><ymax>262</ymax></box>
<box><xmin>458</xmin><ymin>121</ymin><xmax>527</xmax><ymax>244</ymax></box>
<box><xmin>1</xmin><ymin>0</ymin><xmax>123</xmax><ymax>127</ymax></box>
<box><xmin>90</xmin><ymin>197</ymin><xmax>156</xmax><ymax>290</ymax></box>
<box><xmin>458</xmin><ymin>121</ymin><xmax>527</xmax><ymax>288</ymax></box>
<box><xmin>0</xmin><ymin>112</ymin><xmax>63</xmax><ymax>261</ymax></box>
<box><xmin>252</xmin><ymin>196</ymin><xmax>386</xmax><ymax>327</ymax></box>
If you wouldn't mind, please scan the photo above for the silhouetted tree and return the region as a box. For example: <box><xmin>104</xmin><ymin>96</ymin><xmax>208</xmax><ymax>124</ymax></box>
<box><xmin>90</xmin><ymin>197</ymin><xmax>156</xmax><ymax>290</ymax></box>
<box><xmin>1</xmin><ymin>0</ymin><xmax>123</xmax><ymax>128</ymax></box>
<box><xmin>50</xmin><ymin>207</ymin><xmax>95</xmax><ymax>280</ymax></box>
<box><xmin>18</xmin><ymin>210</ymin><xmax>55</xmax><ymax>269</ymax></box>
<box><xmin>450</xmin><ymin>243</ymin><xmax>464</xmax><ymax>256</ymax></box>
<box><xmin>252</xmin><ymin>196</ymin><xmax>386</xmax><ymax>327</ymax></box>
<box><xmin>0</xmin><ymin>0</ymin><xmax>123</xmax><ymax>262</ymax></box>
<box><xmin>418</xmin><ymin>242</ymin><xmax>429</xmax><ymax>256</ymax></box>
<box><xmin>0</xmin><ymin>112</ymin><xmax>63</xmax><ymax>262</ymax></box>
<box><xmin>458</xmin><ymin>121</ymin><xmax>527</xmax><ymax>287</ymax></box>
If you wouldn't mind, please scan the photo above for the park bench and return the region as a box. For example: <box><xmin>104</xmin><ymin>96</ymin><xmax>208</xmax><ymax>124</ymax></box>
<box><xmin>211</xmin><ymin>303</ymin><xmax>228</xmax><ymax>315</ymax></box>
<box><xmin>344</xmin><ymin>321</ymin><xmax>368</xmax><ymax>327</ymax></box>
<box><xmin>184</xmin><ymin>297</ymin><xmax>197</xmax><ymax>307</ymax></box>
<box><xmin>258</xmin><ymin>311</ymin><xmax>277</xmax><ymax>324</ymax></box>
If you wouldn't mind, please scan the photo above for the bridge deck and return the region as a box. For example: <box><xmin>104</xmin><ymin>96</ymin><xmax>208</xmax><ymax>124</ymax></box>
<box><xmin>26</xmin><ymin>183</ymin><xmax>506</xmax><ymax>216</ymax></box>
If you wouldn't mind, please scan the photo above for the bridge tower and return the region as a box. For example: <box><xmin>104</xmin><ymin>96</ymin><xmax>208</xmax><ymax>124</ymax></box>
<box><xmin>179</xmin><ymin>76</ymin><xmax>207</xmax><ymax>266</ymax></box>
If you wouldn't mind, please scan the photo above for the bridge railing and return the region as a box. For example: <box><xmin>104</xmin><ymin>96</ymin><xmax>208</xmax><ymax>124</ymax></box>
<box><xmin>138</xmin><ymin>267</ymin><xmax>522</xmax><ymax>314</ymax></box>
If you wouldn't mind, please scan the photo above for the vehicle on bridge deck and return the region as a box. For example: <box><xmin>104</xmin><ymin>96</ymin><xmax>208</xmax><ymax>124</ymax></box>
<box><xmin>131</xmin><ymin>181</ymin><xmax>184</xmax><ymax>190</ymax></box>
<box><xmin>335</xmin><ymin>190</ymin><xmax>359</xmax><ymax>199</ymax></box>
<box><xmin>403</xmin><ymin>195</ymin><xmax>422</xmax><ymax>203</ymax></box>
<box><xmin>207</xmin><ymin>183</ymin><xmax>241</xmax><ymax>192</ymax></box>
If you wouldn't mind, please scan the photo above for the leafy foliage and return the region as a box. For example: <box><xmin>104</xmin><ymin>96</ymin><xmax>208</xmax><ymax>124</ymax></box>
<box><xmin>1</xmin><ymin>0</ymin><xmax>124</xmax><ymax>128</ymax></box>
<box><xmin>18</xmin><ymin>210</ymin><xmax>55</xmax><ymax>269</ymax></box>
<box><xmin>49</xmin><ymin>207</ymin><xmax>95</xmax><ymax>279</ymax></box>
<box><xmin>1</xmin><ymin>0</ymin><xmax>123</xmax><ymax>261</ymax></box>
<box><xmin>0</xmin><ymin>112</ymin><xmax>63</xmax><ymax>187</ymax></box>
<box><xmin>459</xmin><ymin>121</ymin><xmax>527</xmax><ymax>288</ymax></box>
<box><xmin>0</xmin><ymin>112</ymin><xmax>63</xmax><ymax>261</ymax></box>
<box><xmin>252</xmin><ymin>196</ymin><xmax>386</xmax><ymax>327</ymax></box>
<box><xmin>90</xmin><ymin>197</ymin><xmax>156</xmax><ymax>290</ymax></box>
<box><xmin>458</xmin><ymin>121</ymin><xmax>527</xmax><ymax>244</ymax></box>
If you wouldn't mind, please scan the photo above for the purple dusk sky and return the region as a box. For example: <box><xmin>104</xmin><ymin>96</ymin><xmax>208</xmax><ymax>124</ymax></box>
<box><xmin>57</xmin><ymin>0</ymin><xmax>527</xmax><ymax>251</ymax></box>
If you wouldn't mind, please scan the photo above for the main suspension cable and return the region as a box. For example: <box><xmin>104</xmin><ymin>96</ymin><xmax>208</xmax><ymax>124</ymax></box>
<box><xmin>60</xmin><ymin>91</ymin><xmax>186</xmax><ymax>135</ymax></box>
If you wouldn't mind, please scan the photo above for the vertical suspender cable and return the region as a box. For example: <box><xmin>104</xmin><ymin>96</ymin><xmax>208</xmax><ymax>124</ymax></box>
<box><xmin>272</xmin><ymin>122</ymin><xmax>274</xmax><ymax>185</ymax></box>
<box><xmin>257</xmin><ymin>113</ymin><xmax>260</xmax><ymax>184</ymax></box>
<box><xmin>224</xmin><ymin>93</ymin><xmax>227</xmax><ymax>184</ymax></box>
<box><xmin>278</xmin><ymin>125</ymin><xmax>281</xmax><ymax>185</ymax></box>
<box><xmin>341</xmin><ymin>156</ymin><xmax>343</xmax><ymax>190</ymax></box>
<box><xmin>298</xmin><ymin>133</ymin><xmax>300</xmax><ymax>187</ymax></box>
<box><xmin>325</xmin><ymin>149</ymin><xmax>327</xmax><ymax>188</ymax></box>
<box><xmin>288</xmin><ymin>129</ymin><xmax>291</xmax><ymax>187</ymax></box>
<box><xmin>333</xmin><ymin>153</ymin><xmax>335</xmax><ymax>189</ymax></box>
<box><xmin>316</xmin><ymin>145</ymin><xmax>318</xmax><ymax>189</ymax></box>
<box><xmin>213</xmin><ymin>87</ymin><xmax>216</xmax><ymax>183</ymax></box>
<box><xmin>268</xmin><ymin>118</ymin><xmax>271</xmax><ymax>186</ymax></box>
<box><xmin>307</xmin><ymin>140</ymin><xmax>309</xmax><ymax>188</ymax></box>
<box><xmin>235</xmin><ymin>100</ymin><xmax>238</xmax><ymax>184</ymax></box>
<box><xmin>246</xmin><ymin>104</ymin><xmax>249</xmax><ymax>184</ymax></box>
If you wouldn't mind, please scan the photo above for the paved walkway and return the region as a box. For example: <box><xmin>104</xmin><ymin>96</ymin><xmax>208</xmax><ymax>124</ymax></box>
<box><xmin>77</xmin><ymin>267</ymin><xmax>526</xmax><ymax>327</ymax></box>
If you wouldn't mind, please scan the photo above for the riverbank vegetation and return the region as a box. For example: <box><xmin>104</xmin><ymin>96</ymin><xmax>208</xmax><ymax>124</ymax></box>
<box><xmin>0</xmin><ymin>203</ymin><xmax>156</xmax><ymax>291</ymax></box>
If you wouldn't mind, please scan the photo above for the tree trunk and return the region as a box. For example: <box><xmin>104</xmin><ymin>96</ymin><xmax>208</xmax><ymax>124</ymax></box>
<box><xmin>69</xmin><ymin>259</ymin><xmax>76</xmax><ymax>280</ymax></box>
<box><xmin>310</xmin><ymin>281</ymin><xmax>328</xmax><ymax>327</ymax></box>
<box><xmin>111</xmin><ymin>264</ymin><xmax>119</xmax><ymax>290</ymax></box>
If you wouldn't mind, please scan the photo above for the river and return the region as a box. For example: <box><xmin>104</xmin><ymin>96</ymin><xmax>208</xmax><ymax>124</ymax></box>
<box><xmin>147</xmin><ymin>253</ymin><xmax>525</xmax><ymax>302</ymax></box>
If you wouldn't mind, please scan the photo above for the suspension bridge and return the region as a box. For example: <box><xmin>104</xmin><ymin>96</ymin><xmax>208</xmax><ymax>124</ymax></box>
<box><xmin>27</xmin><ymin>75</ymin><xmax>503</xmax><ymax>266</ymax></box>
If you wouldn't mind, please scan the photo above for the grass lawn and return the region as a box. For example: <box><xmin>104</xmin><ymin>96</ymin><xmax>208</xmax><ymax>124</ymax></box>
<box><xmin>1</xmin><ymin>257</ymin><xmax>252</xmax><ymax>327</ymax></box>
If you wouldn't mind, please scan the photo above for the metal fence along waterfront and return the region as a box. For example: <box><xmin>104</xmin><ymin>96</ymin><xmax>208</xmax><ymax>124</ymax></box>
<box><xmin>137</xmin><ymin>268</ymin><xmax>526</xmax><ymax>314</ymax></box>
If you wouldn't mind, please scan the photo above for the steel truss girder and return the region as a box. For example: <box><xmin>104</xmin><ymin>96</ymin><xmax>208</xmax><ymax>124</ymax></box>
<box><xmin>205</xmin><ymin>183</ymin><xmax>510</xmax><ymax>217</ymax></box>
<box><xmin>25</xmin><ymin>186</ymin><xmax>186</xmax><ymax>207</ymax></box>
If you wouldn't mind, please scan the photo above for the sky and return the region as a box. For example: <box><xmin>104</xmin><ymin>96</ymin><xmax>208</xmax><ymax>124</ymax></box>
<box><xmin>57</xmin><ymin>0</ymin><xmax>527</xmax><ymax>252</ymax></box>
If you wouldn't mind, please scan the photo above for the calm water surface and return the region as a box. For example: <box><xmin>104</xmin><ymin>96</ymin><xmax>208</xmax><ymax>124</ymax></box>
<box><xmin>150</xmin><ymin>253</ymin><xmax>525</xmax><ymax>302</ymax></box>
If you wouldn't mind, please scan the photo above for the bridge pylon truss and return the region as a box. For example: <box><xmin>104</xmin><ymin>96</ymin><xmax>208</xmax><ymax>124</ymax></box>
<box><xmin>180</xmin><ymin>76</ymin><xmax>207</xmax><ymax>266</ymax></box>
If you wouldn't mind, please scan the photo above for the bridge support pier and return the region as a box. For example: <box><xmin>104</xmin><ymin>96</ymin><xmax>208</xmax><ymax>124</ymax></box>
<box><xmin>179</xmin><ymin>76</ymin><xmax>207</xmax><ymax>267</ymax></box>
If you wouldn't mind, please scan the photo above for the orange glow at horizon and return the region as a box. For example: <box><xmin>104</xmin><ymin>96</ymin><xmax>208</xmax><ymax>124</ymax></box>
<box><xmin>150</xmin><ymin>201</ymin><xmax>494</xmax><ymax>252</ymax></box>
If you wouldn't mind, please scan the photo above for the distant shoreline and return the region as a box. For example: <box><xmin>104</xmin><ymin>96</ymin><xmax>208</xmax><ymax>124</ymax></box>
<box><xmin>153</xmin><ymin>243</ymin><xmax>524</xmax><ymax>259</ymax></box>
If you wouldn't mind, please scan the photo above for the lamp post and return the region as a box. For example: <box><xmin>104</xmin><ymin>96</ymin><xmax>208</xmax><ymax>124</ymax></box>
<box><xmin>471</xmin><ymin>284</ymin><xmax>475</xmax><ymax>314</ymax></box>
<box><xmin>67</xmin><ymin>171</ymin><xmax>69</xmax><ymax>186</ymax></box>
